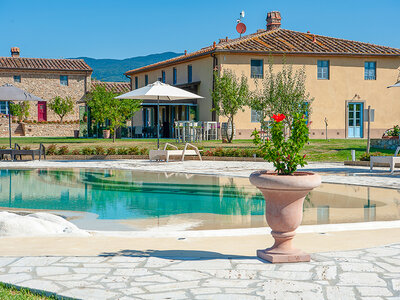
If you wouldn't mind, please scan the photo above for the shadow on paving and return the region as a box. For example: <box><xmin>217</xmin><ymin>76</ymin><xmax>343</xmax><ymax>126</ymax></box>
<box><xmin>98</xmin><ymin>249</ymin><xmax>263</xmax><ymax>261</ymax></box>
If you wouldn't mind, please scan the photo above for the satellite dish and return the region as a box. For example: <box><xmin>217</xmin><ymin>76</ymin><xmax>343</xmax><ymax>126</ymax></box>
<box><xmin>236</xmin><ymin>22</ymin><xmax>247</xmax><ymax>35</ymax></box>
<box><xmin>240</xmin><ymin>10</ymin><xmax>245</xmax><ymax>18</ymax></box>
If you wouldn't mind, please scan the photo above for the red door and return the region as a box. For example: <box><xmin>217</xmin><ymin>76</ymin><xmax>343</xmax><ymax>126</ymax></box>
<box><xmin>38</xmin><ymin>101</ymin><xmax>47</xmax><ymax>121</ymax></box>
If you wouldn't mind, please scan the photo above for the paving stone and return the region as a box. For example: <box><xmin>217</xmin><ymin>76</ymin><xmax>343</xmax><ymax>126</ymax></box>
<box><xmin>392</xmin><ymin>279</ymin><xmax>400</xmax><ymax>291</ymax></box>
<box><xmin>43</xmin><ymin>274</ymin><xmax>89</xmax><ymax>281</ymax></box>
<box><xmin>135</xmin><ymin>291</ymin><xmax>188</xmax><ymax>299</ymax></box>
<box><xmin>0</xmin><ymin>257</ymin><xmax>17</xmax><ymax>267</ymax></box>
<box><xmin>86</xmin><ymin>274</ymin><xmax>104</xmax><ymax>281</ymax></box>
<box><xmin>203</xmin><ymin>279</ymin><xmax>259</xmax><ymax>288</ymax></box>
<box><xmin>320</xmin><ymin>250</ymin><xmax>364</xmax><ymax>258</ymax></box>
<box><xmin>113</xmin><ymin>268</ymin><xmax>152</xmax><ymax>276</ymax></box>
<box><xmin>19</xmin><ymin>279</ymin><xmax>62</xmax><ymax>293</ymax></box>
<box><xmin>224</xmin><ymin>288</ymin><xmax>259</xmax><ymax>294</ymax></box>
<box><xmin>235</xmin><ymin>263</ymin><xmax>275</xmax><ymax>270</ymax></box>
<box><xmin>144</xmin><ymin>280</ymin><xmax>200</xmax><ymax>293</ymax></box>
<box><xmin>313</xmin><ymin>265</ymin><xmax>337</xmax><ymax>281</ymax></box>
<box><xmin>340</xmin><ymin>262</ymin><xmax>384</xmax><ymax>273</ymax></box>
<box><xmin>60</xmin><ymin>287</ymin><xmax>119</xmax><ymax>300</ymax></box>
<box><xmin>381</xmin><ymin>257</ymin><xmax>400</xmax><ymax>266</ymax></box>
<box><xmin>143</xmin><ymin>257</ymin><xmax>175</xmax><ymax>268</ymax></box>
<box><xmin>0</xmin><ymin>273</ymin><xmax>32</xmax><ymax>284</ymax></box>
<box><xmin>165</xmin><ymin>259</ymin><xmax>232</xmax><ymax>270</ymax></box>
<box><xmin>122</xmin><ymin>287</ymin><xmax>146</xmax><ymax>295</ymax></box>
<box><xmin>208</xmin><ymin>269</ymin><xmax>258</xmax><ymax>280</ymax></box>
<box><xmin>365</xmin><ymin>248</ymin><xmax>400</xmax><ymax>257</ymax></box>
<box><xmin>107</xmin><ymin>256</ymin><xmax>146</xmax><ymax>263</ymax></box>
<box><xmin>325</xmin><ymin>286</ymin><xmax>356</xmax><ymax>300</ymax></box>
<box><xmin>73</xmin><ymin>267</ymin><xmax>112</xmax><ymax>274</ymax></box>
<box><xmin>190</xmin><ymin>287</ymin><xmax>222</xmax><ymax>295</ymax></box>
<box><xmin>36</xmin><ymin>266</ymin><xmax>69</xmax><ymax>276</ymax></box>
<box><xmin>134</xmin><ymin>274</ymin><xmax>176</xmax><ymax>283</ymax></box>
<box><xmin>106</xmin><ymin>282</ymin><xmax>127</xmax><ymax>289</ymax></box>
<box><xmin>101</xmin><ymin>275</ymin><xmax>130</xmax><ymax>283</ymax></box>
<box><xmin>376</xmin><ymin>262</ymin><xmax>400</xmax><ymax>273</ymax></box>
<box><xmin>277</xmin><ymin>263</ymin><xmax>314</xmax><ymax>271</ymax></box>
<box><xmin>338</xmin><ymin>272</ymin><xmax>387</xmax><ymax>286</ymax></box>
<box><xmin>260</xmin><ymin>270</ymin><xmax>312</xmax><ymax>281</ymax></box>
<box><xmin>357</xmin><ymin>287</ymin><xmax>393</xmax><ymax>296</ymax></box>
<box><xmin>60</xmin><ymin>257</ymin><xmax>107</xmax><ymax>263</ymax></box>
<box><xmin>195</xmin><ymin>294</ymin><xmax>260</xmax><ymax>300</ymax></box>
<box><xmin>8</xmin><ymin>266</ymin><xmax>35</xmax><ymax>273</ymax></box>
<box><xmin>257</xmin><ymin>280</ymin><xmax>324</xmax><ymax>299</ymax></box>
<box><xmin>158</xmin><ymin>270</ymin><xmax>210</xmax><ymax>281</ymax></box>
<box><xmin>10</xmin><ymin>257</ymin><xmax>61</xmax><ymax>267</ymax></box>
<box><xmin>58</xmin><ymin>280</ymin><xmax>97</xmax><ymax>289</ymax></box>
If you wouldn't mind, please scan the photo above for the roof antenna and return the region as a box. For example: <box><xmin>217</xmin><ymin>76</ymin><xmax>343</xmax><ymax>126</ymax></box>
<box><xmin>236</xmin><ymin>10</ymin><xmax>246</xmax><ymax>38</ymax></box>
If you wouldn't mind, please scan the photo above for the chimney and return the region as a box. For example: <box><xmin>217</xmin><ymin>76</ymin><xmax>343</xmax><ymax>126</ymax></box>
<box><xmin>266</xmin><ymin>11</ymin><xmax>281</xmax><ymax>31</ymax></box>
<box><xmin>11</xmin><ymin>47</ymin><xmax>20</xmax><ymax>58</ymax></box>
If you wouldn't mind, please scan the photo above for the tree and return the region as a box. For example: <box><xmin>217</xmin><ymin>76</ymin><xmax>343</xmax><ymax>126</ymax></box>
<box><xmin>249</xmin><ymin>58</ymin><xmax>314</xmax><ymax>131</ymax></box>
<box><xmin>9</xmin><ymin>101</ymin><xmax>30</xmax><ymax>122</ymax></box>
<box><xmin>87</xmin><ymin>85</ymin><xmax>142</xmax><ymax>142</ymax></box>
<box><xmin>212</xmin><ymin>70</ymin><xmax>249</xmax><ymax>143</ymax></box>
<box><xmin>48</xmin><ymin>96</ymin><xmax>74</xmax><ymax>123</ymax></box>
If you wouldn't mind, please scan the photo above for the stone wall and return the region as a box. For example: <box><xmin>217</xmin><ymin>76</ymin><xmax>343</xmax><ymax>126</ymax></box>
<box><xmin>370</xmin><ymin>138</ymin><xmax>400</xmax><ymax>150</ymax></box>
<box><xmin>0</xmin><ymin>71</ymin><xmax>90</xmax><ymax>122</ymax></box>
<box><xmin>0</xmin><ymin>118</ymin><xmax>78</xmax><ymax>137</ymax></box>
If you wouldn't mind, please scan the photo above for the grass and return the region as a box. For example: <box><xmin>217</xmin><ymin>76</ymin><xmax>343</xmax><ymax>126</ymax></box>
<box><xmin>0</xmin><ymin>137</ymin><xmax>394</xmax><ymax>162</ymax></box>
<box><xmin>0</xmin><ymin>283</ymin><xmax>56</xmax><ymax>299</ymax></box>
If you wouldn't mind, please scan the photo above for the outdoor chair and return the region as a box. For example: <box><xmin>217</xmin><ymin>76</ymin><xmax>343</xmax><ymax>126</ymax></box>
<box><xmin>149</xmin><ymin>142</ymin><xmax>202</xmax><ymax>162</ymax></box>
<box><xmin>370</xmin><ymin>146</ymin><xmax>400</xmax><ymax>174</ymax></box>
<box><xmin>134</xmin><ymin>126</ymin><xmax>143</xmax><ymax>138</ymax></box>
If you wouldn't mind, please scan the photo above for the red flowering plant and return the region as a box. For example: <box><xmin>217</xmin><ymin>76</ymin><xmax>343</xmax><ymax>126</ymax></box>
<box><xmin>252</xmin><ymin>112</ymin><xmax>309</xmax><ymax>175</ymax></box>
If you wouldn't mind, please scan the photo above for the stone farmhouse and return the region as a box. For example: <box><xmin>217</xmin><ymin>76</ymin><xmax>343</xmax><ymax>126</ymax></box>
<box><xmin>0</xmin><ymin>47</ymin><xmax>92</xmax><ymax>137</ymax></box>
<box><xmin>125</xmin><ymin>11</ymin><xmax>400</xmax><ymax>139</ymax></box>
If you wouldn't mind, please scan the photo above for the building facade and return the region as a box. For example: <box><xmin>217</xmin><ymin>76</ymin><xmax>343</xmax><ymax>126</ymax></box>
<box><xmin>125</xmin><ymin>12</ymin><xmax>400</xmax><ymax>139</ymax></box>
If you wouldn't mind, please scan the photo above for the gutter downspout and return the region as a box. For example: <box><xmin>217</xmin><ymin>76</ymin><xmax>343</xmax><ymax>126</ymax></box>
<box><xmin>211</xmin><ymin>53</ymin><xmax>218</xmax><ymax>122</ymax></box>
<box><xmin>125</xmin><ymin>74</ymin><xmax>133</xmax><ymax>90</ymax></box>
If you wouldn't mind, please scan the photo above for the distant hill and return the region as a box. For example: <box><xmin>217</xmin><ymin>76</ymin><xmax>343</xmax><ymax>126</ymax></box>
<box><xmin>73</xmin><ymin>52</ymin><xmax>182</xmax><ymax>82</ymax></box>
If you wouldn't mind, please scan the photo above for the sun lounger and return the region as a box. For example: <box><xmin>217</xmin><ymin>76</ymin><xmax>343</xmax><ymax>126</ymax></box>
<box><xmin>0</xmin><ymin>143</ymin><xmax>46</xmax><ymax>161</ymax></box>
<box><xmin>370</xmin><ymin>146</ymin><xmax>400</xmax><ymax>174</ymax></box>
<box><xmin>149</xmin><ymin>143</ymin><xmax>202</xmax><ymax>162</ymax></box>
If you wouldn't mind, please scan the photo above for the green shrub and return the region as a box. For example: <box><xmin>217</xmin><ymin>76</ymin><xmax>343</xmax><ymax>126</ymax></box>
<box><xmin>106</xmin><ymin>147</ymin><xmax>116</xmax><ymax>155</ymax></box>
<box><xmin>139</xmin><ymin>148</ymin><xmax>149</xmax><ymax>155</ymax></box>
<box><xmin>94</xmin><ymin>146</ymin><xmax>105</xmax><ymax>155</ymax></box>
<box><xmin>0</xmin><ymin>146</ymin><xmax>7</xmax><ymax>150</ymax></box>
<box><xmin>71</xmin><ymin>149</ymin><xmax>80</xmax><ymax>155</ymax></box>
<box><xmin>127</xmin><ymin>146</ymin><xmax>139</xmax><ymax>155</ymax></box>
<box><xmin>360</xmin><ymin>152</ymin><xmax>384</xmax><ymax>161</ymax></box>
<box><xmin>81</xmin><ymin>147</ymin><xmax>94</xmax><ymax>155</ymax></box>
<box><xmin>57</xmin><ymin>145</ymin><xmax>69</xmax><ymax>155</ymax></box>
<box><xmin>117</xmin><ymin>147</ymin><xmax>128</xmax><ymax>155</ymax></box>
<box><xmin>46</xmin><ymin>144</ymin><xmax>57</xmax><ymax>155</ymax></box>
<box><xmin>22</xmin><ymin>146</ymin><xmax>31</xmax><ymax>150</ymax></box>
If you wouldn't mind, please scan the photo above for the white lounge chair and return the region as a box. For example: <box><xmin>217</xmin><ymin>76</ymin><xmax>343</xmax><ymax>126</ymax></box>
<box><xmin>370</xmin><ymin>146</ymin><xmax>400</xmax><ymax>174</ymax></box>
<box><xmin>149</xmin><ymin>143</ymin><xmax>202</xmax><ymax>162</ymax></box>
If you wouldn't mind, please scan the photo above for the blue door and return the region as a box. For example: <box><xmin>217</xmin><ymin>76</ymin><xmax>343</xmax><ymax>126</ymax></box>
<box><xmin>348</xmin><ymin>103</ymin><xmax>363</xmax><ymax>138</ymax></box>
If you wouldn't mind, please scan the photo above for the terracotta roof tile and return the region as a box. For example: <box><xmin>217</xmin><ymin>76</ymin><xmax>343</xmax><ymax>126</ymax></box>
<box><xmin>125</xmin><ymin>28</ymin><xmax>400</xmax><ymax>75</ymax></box>
<box><xmin>91</xmin><ymin>80</ymin><xmax>131</xmax><ymax>94</ymax></box>
<box><xmin>0</xmin><ymin>57</ymin><xmax>92</xmax><ymax>72</ymax></box>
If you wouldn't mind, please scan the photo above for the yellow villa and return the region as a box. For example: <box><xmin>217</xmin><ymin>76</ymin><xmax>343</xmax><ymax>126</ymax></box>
<box><xmin>125</xmin><ymin>11</ymin><xmax>400</xmax><ymax>139</ymax></box>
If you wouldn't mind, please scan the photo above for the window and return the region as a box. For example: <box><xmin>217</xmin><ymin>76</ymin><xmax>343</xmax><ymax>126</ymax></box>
<box><xmin>0</xmin><ymin>102</ymin><xmax>9</xmax><ymax>115</ymax></box>
<box><xmin>364</xmin><ymin>62</ymin><xmax>376</xmax><ymax>80</ymax></box>
<box><xmin>251</xmin><ymin>59</ymin><xmax>263</xmax><ymax>78</ymax></box>
<box><xmin>173</xmin><ymin>68</ymin><xmax>177</xmax><ymax>85</ymax></box>
<box><xmin>161</xmin><ymin>71</ymin><xmax>166</xmax><ymax>83</ymax></box>
<box><xmin>13</xmin><ymin>75</ymin><xmax>21</xmax><ymax>83</ymax></box>
<box><xmin>317</xmin><ymin>60</ymin><xmax>329</xmax><ymax>80</ymax></box>
<box><xmin>187</xmin><ymin>65</ymin><xmax>192</xmax><ymax>83</ymax></box>
<box><xmin>145</xmin><ymin>75</ymin><xmax>148</xmax><ymax>86</ymax></box>
<box><xmin>251</xmin><ymin>109</ymin><xmax>262</xmax><ymax>123</ymax></box>
<box><xmin>60</xmin><ymin>75</ymin><xmax>68</xmax><ymax>86</ymax></box>
<box><xmin>135</xmin><ymin>76</ymin><xmax>138</xmax><ymax>89</ymax></box>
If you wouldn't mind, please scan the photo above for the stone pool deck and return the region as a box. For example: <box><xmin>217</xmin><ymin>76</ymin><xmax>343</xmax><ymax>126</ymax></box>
<box><xmin>0</xmin><ymin>160</ymin><xmax>400</xmax><ymax>299</ymax></box>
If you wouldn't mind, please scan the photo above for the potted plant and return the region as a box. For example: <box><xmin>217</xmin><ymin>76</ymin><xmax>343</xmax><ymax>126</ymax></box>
<box><xmin>103</xmin><ymin>127</ymin><xmax>110</xmax><ymax>139</ymax></box>
<box><xmin>250</xmin><ymin>113</ymin><xmax>321</xmax><ymax>263</ymax></box>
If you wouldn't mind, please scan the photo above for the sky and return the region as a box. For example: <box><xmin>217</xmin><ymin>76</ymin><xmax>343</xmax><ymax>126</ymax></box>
<box><xmin>0</xmin><ymin>0</ymin><xmax>399</xmax><ymax>60</ymax></box>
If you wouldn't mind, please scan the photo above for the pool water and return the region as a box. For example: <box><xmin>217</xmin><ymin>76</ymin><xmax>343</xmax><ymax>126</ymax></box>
<box><xmin>0</xmin><ymin>168</ymin><xmax>399</xmax><ymax>231</ymax></box>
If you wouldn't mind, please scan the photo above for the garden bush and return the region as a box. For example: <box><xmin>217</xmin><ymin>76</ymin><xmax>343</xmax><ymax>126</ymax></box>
<box><xmin>117</xmin><ymin>147</ymin><xmax>128</xmax><ymax>155</ymax></box>
<box><xmin>46</xmin><ymin>144</ymin><xmax>57</xmax><ymax>155</ymax></box>
<box><xmin>22</xmin><ymin>146</ymin><xmax>31</xmax><ymax>150</ymax></box>
<box><xmin>71</xmin><ymin>149</ymin><xmax>80</xmax><ymax>155</ymax></box>
<box><xmin>139</xmin><ymin>148</ymin><xmax>149</xmax><ymax>155</ymax></box>
<box><xmin>360</xmin><ymin>152</ymin><xmax>384</xmax><ymax>161</ymax></box>
<box><xmin>127</xmin><ymin>146</ymin><xmax>139</xmax><ymax>155</ymax></box>
<box><xmin>106</xmin><ymin>147</ymin><xmax>116</xmax><ymax>155</ymax></box>
<box><xmin>57</xmin><ymin>145</ymin><xmax>69</xmax><ymax>155</ymax></box>
<box><xmin>81</xmin><ymin>147</ymin><xmax>94</xmax><ymax>155</ymax></box>
<box><xmin>94</xmin><ymin>146</ymin><xmax>105</xmax><ymax>155</ymax></box>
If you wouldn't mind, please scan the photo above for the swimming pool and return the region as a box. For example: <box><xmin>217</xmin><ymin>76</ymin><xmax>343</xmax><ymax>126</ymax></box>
<box><xmin>0</xmin><ymin>168</ymin><xmax>399</xmax><ymax>231</ymax></box>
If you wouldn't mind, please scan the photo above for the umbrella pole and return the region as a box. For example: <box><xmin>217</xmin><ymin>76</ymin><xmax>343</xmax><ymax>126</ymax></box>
<box><xmin>157</xmin><ymin>96</ymin><xmax>160</xmax><ymax>150</ymax></box>
<box><xmin>8</xmin><ymin>101</ymin><xmax>11</xmax><ymax>148</ymax></box>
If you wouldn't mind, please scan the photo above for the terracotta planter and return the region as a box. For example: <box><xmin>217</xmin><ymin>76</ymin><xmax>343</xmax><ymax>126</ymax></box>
<box><xmin>250</xmin><ymin>170</ymin><xmax>321</xmax><ymax>263</ymax></box>
<box><xmin>103</xmin><ymin>130</ymin><xmax>110</xmax><ymax>139</ymax></box>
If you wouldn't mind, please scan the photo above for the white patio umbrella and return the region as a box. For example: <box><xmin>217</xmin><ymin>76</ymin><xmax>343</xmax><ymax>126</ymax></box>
<box><xmin>115</xmin><ymin>81</ymin><xmax>203</xmax><ymax>149</ymax></box>
<box><xmin>388</xmin><ymin>81</ymin><xmax>400</xmax><ymax>88</ymax></box>
<box><xmin>0</xmin><ymin>83</ymin><xmax>45</xmax><ymax>148</ymax></box>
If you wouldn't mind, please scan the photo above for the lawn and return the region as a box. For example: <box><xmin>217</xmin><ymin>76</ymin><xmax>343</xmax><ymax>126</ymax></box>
<box><xmin>0</xmin><ymin>137</ymin><xmax>393</xmax><ymax>162</ymax></box>
<box><xmin>0</xmin><ymin>283</ymin><xmax>55</xmax><ymax>299</ymax></box>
